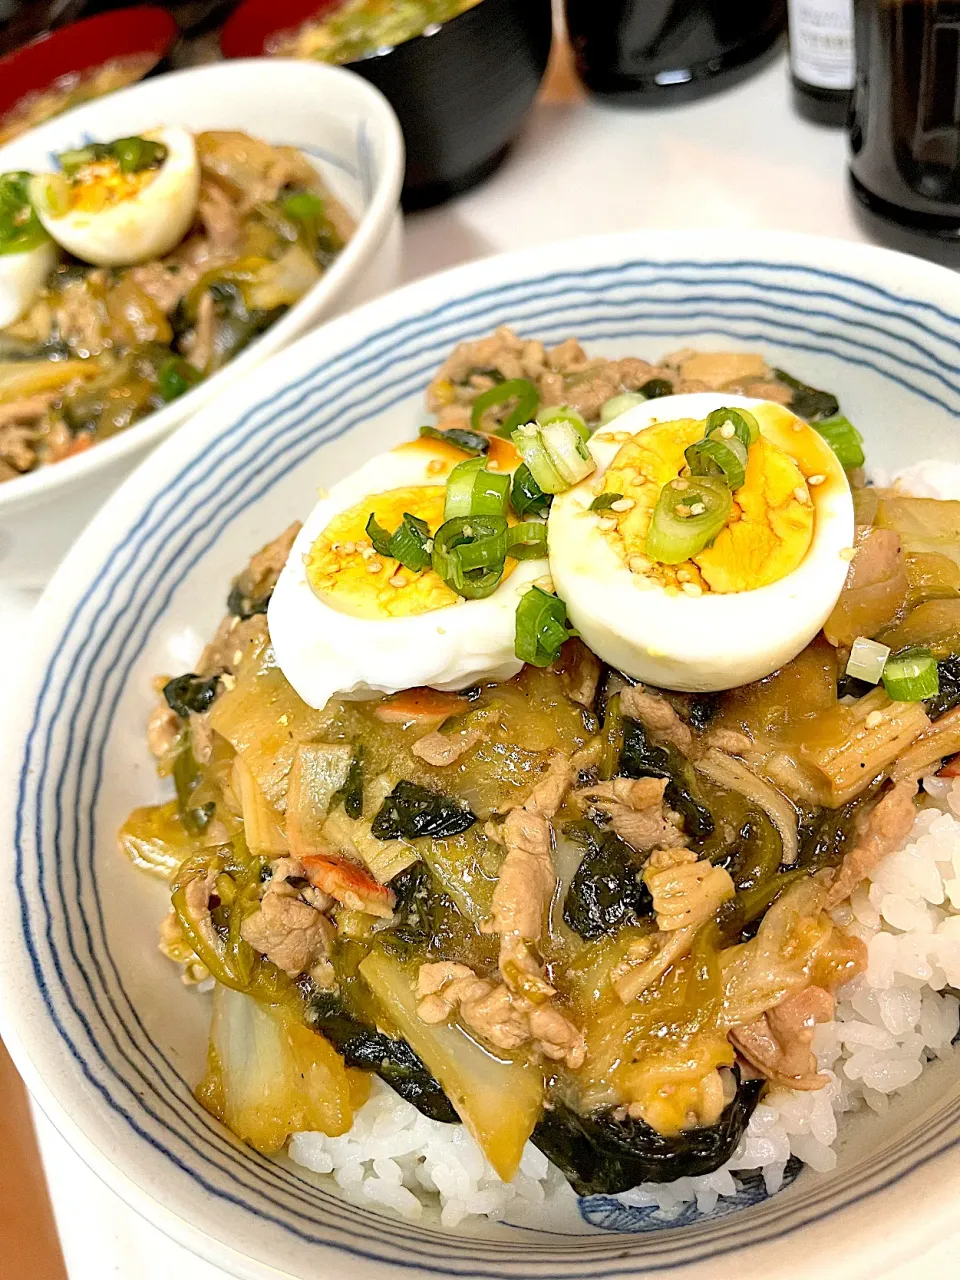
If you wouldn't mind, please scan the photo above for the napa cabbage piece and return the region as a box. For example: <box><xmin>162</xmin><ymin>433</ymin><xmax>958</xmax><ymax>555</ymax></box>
<box><xmin>358</xmin><ymin>950</ymin><xmax>543</xmax><ymax>1181</ymax></box>
<box><xmin>823</xmin><ymin>526</ymin><xmax>908</xmax><ymax>647</ymax></box>
<box><xmin>881</xmin><ymin>598</ymin><xmax>960</xmax><ymax>660</ymax></box>
<box><xmin>232</xmin><ymin>755</ymin><xmax>287</xmax><ymax>855</ymax></box>
<box><xmin>0</xmin><ymin>356</ymin><xmax>102</xmax><ymax>403</ymax></box>
<box><xmin>286</xmin><ymin>742</ymin><xmax>353</xmax><ymax>856</ymax></box>
<box><xmin>208</xmin><ymin>631</ymin><xmax>330</xmax><ymax>810</ymax></box>
<box><xmin>871</xmin><ymin>494</ymin><xmax>960</xmax><ymax>567</ymax></box>
<box><xmin>117</xmin><ymin>799</ymin><xmax>202</xmax><ymax>878</ymax></box>
<box><xmin>198</xmin><ymin>983</ymin><xmax>369</xmax><ymax>1153</ymax></box>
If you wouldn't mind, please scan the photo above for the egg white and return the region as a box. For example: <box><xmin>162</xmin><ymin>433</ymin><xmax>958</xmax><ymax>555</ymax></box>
<box><xmin>0</xmin><ymin>239</ymin><xmax>56</xmax><ymax>328</ymax></box>
<box><xmin>548</xmin><ymin>392</ymin><xmax>855</xmax><ymax>693</ymax></box>
<box><xmin>270</xmin><ymin>442</ymin><xmax>549</xmax><ymax>711</ymax></box>
<box><xmin>37</xmin><ymin>127</ymin><xmax>200</xmax><ymax>268</ymax></box>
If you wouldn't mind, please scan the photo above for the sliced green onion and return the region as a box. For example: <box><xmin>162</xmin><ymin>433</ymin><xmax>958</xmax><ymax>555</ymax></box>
<box><xmin>364</xmin><ymin>512</ymin><xmax>431</xmax><ymax>571</ymax></box>
<box><xmin>590</xmin><ymin>492</ymin><xmax>624</xmax><ymax>511</ymax></box>
<box><xmin>390</xmin><ymin>513</ymin><xmax>432</xmax><ymax>571</ymax></box>
<box><xmin>470</xmin><ymin>378</ymin><xmax>539</xmax><ymax>438</ymax></box>
<box><xmin>505</xmin><ymin>520</ymin><xmax>548</xmax><ymax>560</ymax></box>
<box><xmin>443</xmin><ymin>456</ymin><xmax>510</xmax><ymax>520</ymax></box>
<box><xmin>882</xmin><ymin>646</ymin><xmax>939</xmax><ymax>701</ymax></box>
<box><xmin>644</xmin><ymin>475</ymin><xmax>733</xmax><ymax>565</ymax></box>
<box><xmin>418</xmin><ymin>424</ymin><xmax>489</xmax><ymax>456</ymax></box>
<box><xmin>29</xmin><ymin>172</ymin><xmax>69</xmax><ymax>218</ymax></box>
<box><xmin>59</xmin><ymin>137</ymin><xmax>167</xmax><ymax>176</ymax></box>
<box><xmin>0</xmin><ymin>172</ymin><xmax>49</xmax><ymax>254</ymax></box>
<box><xmin>283</xmin><ymin>191</ymin><xmax>326</xmax><ymax>222</ymax></box>
<box><xmin>112</xmin><ymin>136</ymin><xmax>167</xmax><ymax>173</ymax></box>
<box><xmin>510</xmin><ymin>462</ymin><xmax>552</xmax><ymax>518</ymax></box>
<box><xmin>541</xmin><ymin>420</ymin><xmax>596</xmax><ymax>486</ymax></box>
<box><xmin>539</xmin><ymin>404</ymin><xmax>590</xmax><ymax>442</ymax></box>
<box><xmin>685</xmin><ymin>434</ymin><xmax>748</xmax><ymax>491</ymax></box>
<box><xmin>705</xmin><ymin>407</ymin><xmax>760</xmax><ymax>449</ymax></box>
<box><xmin>157</xmin><ymin>356</ymin><xmax>201</xmax><ymax>403</ymax></box>
<box><xmin>599</xmin><ymin>392</ymin><xmax>646</xmax><ymax>424</ymax></box>
<box><xmin>511</xmin><ymin>424</ymin><xmax>564</xmax><ymax>493</ymax></box>
<box><xmin>814</xmin><ymin>414</ymin><xmax>865</xmax><ymax>470</ymax></box>
<box><xmin>365</xmin><ymin>512</ymin><xmax>394</xmax><ymax>557</ymax></box>
<box><xmin>515</xmin><ymin>587</ymin><xmax>576</xmax><ymax>666</ymax></box>
<box><xmin>846</xmin><ymin>637</ymin><xmax>891</xmax><ymax>685</ymax></box>
<box><xmin>640</xmin><ymin>377</ymin><xmax>674</xmax><ymax>399</ymax></box>
<box><xmin>432</xmin><ymin>515</ymin><xmax>508</xmax><ymax>599</ymax></box>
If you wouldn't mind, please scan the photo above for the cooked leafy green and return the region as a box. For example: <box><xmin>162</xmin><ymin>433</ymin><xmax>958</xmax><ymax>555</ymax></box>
<box><xmin>227</xmin><ymin>582</ymin><xmax>271</xmax><ymax>620</ymax></box>
<box><xmin>772</xmin><ymin>367</ymin><xmax>840</xmax><ymax>423</ymax></box>
<box><xmin>418</xmin><ymin>424</ymin><xmax>489</xmax><ymax>455</ymax></box>
<box><xmin>619</xmin><ymin>718</ymin><xmax>714</xmax><ymax>840</ymax></box>
<box><xmin>796</xmin><ymin>787</ymin><xmax>879</xmax><ymax>874</ymax></box>
<box><xmin>927</xmin><ymin>655</ymin><xmax>960</xmax><ymax>719</ymax></box>
<box><xmin>371</xmin><ymin>780</ymin><xmax>476</xmax><ymax>840</ymax></box>
<box><xmin>331</xmin><ymin>747</ymin><xmax>364</xmax><ymax>820</ymax></box>
<box><xmin>562</xmin><ymin>820</ymin><xmax>652</xmax><ymax>941</ymax></box>
<box><xmin>686</xmin><ymin>693</ymin><xmax>719</xmax><ymax>733</ymax></box>
<box><xmin>163</xmin><ymin>672</ymin><xmax>221</xmax><ymax>719</ymax></box>
<box><xmin>531</xmin><ymin>1074</ymin><xmax>764</xmax><ymax>1195</ymax></box>
<box><xmin>724</xmin><ymin>811</ymin><xmax>782</xmax><ymax>892</ymax></box>
<box><xmin>383</xmin><ymin>861</ymin><xmax>437</xmax><ymax>951</ymax></box>
<box><xmin>307</xmin><ymin>991</ymin><xmax>458</xmax><ymax>1123</ymax></box>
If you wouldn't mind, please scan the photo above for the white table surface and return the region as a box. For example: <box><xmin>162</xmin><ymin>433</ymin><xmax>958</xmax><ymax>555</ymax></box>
<box><xmin>5</xmin><ymin>48</ymin><xmax>960</xmax><ymax>1279</ymax></box>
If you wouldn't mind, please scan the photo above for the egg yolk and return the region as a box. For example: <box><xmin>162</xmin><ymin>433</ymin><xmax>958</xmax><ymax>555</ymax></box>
<box><xmin>306</xmin><ymin>484</ymin><xmax>519</xmax><ymax>619</ymax></box>
<box><xmin>597</xmin><ymin>414</ymin><xmax>814</xmax><ymax>593</ymax></box>
<box><xmin>67</xmin><ymin>160</ymin><xmax>159</xmax><ymax>214</ymax></box>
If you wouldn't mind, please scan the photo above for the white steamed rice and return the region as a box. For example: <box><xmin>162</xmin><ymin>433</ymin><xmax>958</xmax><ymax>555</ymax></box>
<box><xmin>287</xmin><ymin>777</ymin><xmax>960</xmax><ymax>1226</ymax></box>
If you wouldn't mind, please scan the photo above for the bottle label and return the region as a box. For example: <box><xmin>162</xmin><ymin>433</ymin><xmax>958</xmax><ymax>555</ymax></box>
<box><xmin>789</xmin><ymin>0</ymin><xmax>855</xmax><ymax>90</ymax></box>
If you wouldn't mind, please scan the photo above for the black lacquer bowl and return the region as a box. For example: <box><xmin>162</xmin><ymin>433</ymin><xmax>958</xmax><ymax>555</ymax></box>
<box><xmin>222</xmin><ymin>0</ymin><xmax>554</xmax><ymax>209</ymax></box>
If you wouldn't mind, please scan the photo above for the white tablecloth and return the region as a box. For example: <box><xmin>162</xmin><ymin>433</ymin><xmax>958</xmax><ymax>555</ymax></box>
<box><xmin>6</xmin><ymin>50</ymin><xmax>960</xmax><ymax>1278</ymax></box>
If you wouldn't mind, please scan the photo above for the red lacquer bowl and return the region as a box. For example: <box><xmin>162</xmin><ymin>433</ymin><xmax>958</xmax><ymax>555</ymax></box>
<box><xmin>0</xmin><ymin>7</ymin><xmax>178</xmax><ymax>125</ymax></box>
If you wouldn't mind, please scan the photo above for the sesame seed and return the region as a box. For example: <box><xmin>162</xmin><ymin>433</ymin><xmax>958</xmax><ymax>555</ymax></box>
<box><xmin>597</xmin><ymin>517</ymin><xmax>617</xmax><ymax>530</ymax></box>
<box><xmin>793</xmin><ymin>422</ymin><xmax>803</xmax><ymax>432</ymax></box>
<box><xmin>720</xmin><ymin>422</ymin><xmax>735</xmax><ymax>438</ymax></box>
<box><xmin>343</xmin><ymin>541</ymin><xmax>356</xmax><ymax>554</ymax></box>
<box><xmin>673</xmin><ymin>478</ymin><xmax>689</xmax><ymax>491</ymax></box>
<box><xmin>220</xmin><ymin>673</ymin><xmax>236</xmax><ymax>691</ymax></box>
<box><xmin>794</xmin><ymin>486</ymin><xmax>809</xmax><ymax>504</ymax></box>
<box><xmin>425</xmin><ymin>538</ymin><xmax>435</xmax><ymax>552</ymax></box>
<box><xmin>595</xmin><ymin>432</ymin><xmax>616</xmax><ymax>444</ymax></box>
<box><xmin>427</xmin><ymin>459</ymin><xmax>445</xmax><ymax>475</ymax></box>
<box><xmin>535</xmin><ymin>575</ymin><xmax>555</xmax><ymax>593</ymax></box>
<box><xmin>487</xmin><ymin>459</ymin><xmax>500</xmax><ymax>471</ymax></box>
<box><xmin>389</xmin><ymin>574</ymin><xmax>405</xmax><ymax>587</ymax></box>
<box><xmin>840</xmin><ymin>546</ymin><xmax>856</xmax><ymax>561</ymax></box>
<box><xmin>278</xmin><ymin>713</ymin><xmax>289</xmax><ymax>726</ymax></box>
<box><xmin>676</xmin><ymin>569</ymin><xmax>691</xmax><ymax>582</ymax></box>
<box><xmin>360</xmin><ymin>546</ymin><xmax>375</xmax><ymax>560</ymax></box>
<box><xmin>690</xmin><ymin>502</ymin><xmax>706</xmax><ymax>516</ymax></box>
<box><xmin>808</xmin><ymin>473</ymin><xmax>826</xmax><ymax>486</ymax></box>
<box><xmin>865</xmin><ymin>710</ymin><xmax>884</xmax><ymax>729</ymax></box>
<box><xmin>232</xmin><ymin>649</ymin><xmax>243</xmax><ymax>665</ymax></box>
<box><xmin>682</xmin><ymin>582</ymin><xmax>703</xmax><ymax>597</ymax></box>
<box><xmin>611</xmin><ymin>497</ymin><xmax>635</xmax><ymax>512</ymax></box>
<box><xmin>368</xmin><ymin>560</ymin><xmax>383</xmax><ymax>573</ymax></box>
<box><xmin>463</xmin><ymin>524</ymin><xmax>473</xmax><ymax>537</ymax></box>
<box><xmin>330</xmin><ymin>542</ymin><xmax>340</xmax><ymax>552</ymax></box>
<box><xmin>612</xmin><ymin>431</ymin><xmax>631</xmax><ymax>443</ymax></box>
<box><xmin>629</xmin><ymin>555</ymin><xmax>651</xmax><ymax>572</ymax></box>
<box><xmin>677</xmin><ymin>503</ymin><xmax>692</xmax><ymax>517</ymax></box>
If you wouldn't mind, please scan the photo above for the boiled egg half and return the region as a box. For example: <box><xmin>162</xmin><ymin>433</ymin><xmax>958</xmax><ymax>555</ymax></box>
<box><xmin>0</xmin><ymin>172</ymin><xmax>56</xmax><ymax>327</ymax></box>
<box><xmin>270</xmin><ymin>436</ymin><xmax>548</xmax><ymax>710</ymax></box>
<box><xmin>35</xmin><ymin>127</ymin><xmax>200</xmax><ymax>268</ymax></box>
<box><xmin>548</xmin><ymin>393</ymin><xmax>855</xmax><ymax>692</ymax></box>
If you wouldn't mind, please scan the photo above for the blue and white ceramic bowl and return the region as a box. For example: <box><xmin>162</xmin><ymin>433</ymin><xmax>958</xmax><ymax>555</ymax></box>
<box><xmin>1</xmin><ymin>231</ymin><xmax>959</xmax><ymax>1280</ymax></box>
<box><xmin>0</xmin><ymin>58</ymin><xmax>404</xmax><ymax>586</ymax></box>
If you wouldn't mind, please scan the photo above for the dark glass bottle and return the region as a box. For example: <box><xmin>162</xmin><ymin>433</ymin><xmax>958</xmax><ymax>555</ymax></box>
<box><xmin>788</xmin><ymin>0</ymin><xmax>854</xmax><ymax>124</ymax></box>
<box><xmin>565</xmin><ymin>0</ymin><xmax>787</xmax><ymax>105</ymax></box>
<box><xmin>850</xmin><ymin>0</ymin><xmax>960</xmax><ymax>234</ymax></box>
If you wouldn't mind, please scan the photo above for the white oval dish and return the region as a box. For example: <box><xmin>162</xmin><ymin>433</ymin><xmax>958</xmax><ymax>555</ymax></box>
<box><xmin>1</xmin><ymin>229</ymin><xmax>959</xmax><ymax>1280</ymax></box>
<box><xmin>0</xmin><ymin>58</ymin><xmax>404</xmax><ymax>586</ymax></box>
